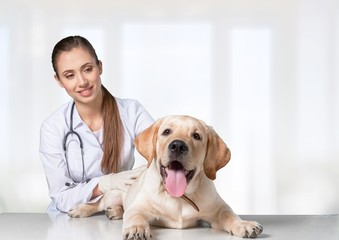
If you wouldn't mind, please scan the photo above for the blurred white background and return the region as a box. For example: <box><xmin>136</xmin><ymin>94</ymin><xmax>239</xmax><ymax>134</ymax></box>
<box><xmin>0</xmin><ymin>0</ymin><xmax>338</xmax><ymax>214</ymax></box>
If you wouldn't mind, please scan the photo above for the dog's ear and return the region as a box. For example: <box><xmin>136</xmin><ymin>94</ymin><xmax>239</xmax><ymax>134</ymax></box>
<box><xmin>135</xmin><ymin>118</ymin><xmax>163</xmax><ymax>167</ymax></box>
<box><xmin>204</xmin><ymin>127</ymin><xmax>231</xmax><ymax>180</ymax></box>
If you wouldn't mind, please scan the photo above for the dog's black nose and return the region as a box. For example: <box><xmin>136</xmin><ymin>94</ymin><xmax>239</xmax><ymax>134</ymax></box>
<box><xmin>169</xmin><ymin>140</ymin><xmax>188</xmax><ymax>156</ymax></box>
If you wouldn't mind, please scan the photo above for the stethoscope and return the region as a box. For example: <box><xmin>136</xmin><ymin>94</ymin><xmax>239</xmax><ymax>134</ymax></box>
<box><xmin>63</xmin><ymin>102</ymin><xmax>90</xmax><ymax>187</ymax></box>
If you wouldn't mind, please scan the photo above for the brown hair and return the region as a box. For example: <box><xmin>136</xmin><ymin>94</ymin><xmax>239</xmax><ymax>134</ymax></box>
<box><xmin>101</xmin><ymin>85</ymin><xmax>123</xmax><ymax>173</ymax></box>
<box><xmin>52</xmin><ymin>35</ymin><xmax>123</xmax><ymax>173</ymax></box>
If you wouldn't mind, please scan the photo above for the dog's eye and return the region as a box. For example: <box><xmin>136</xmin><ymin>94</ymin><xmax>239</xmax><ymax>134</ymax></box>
<box><xmin>193</xmin><ymin>132</ymin><xmax>201</xmax><ymax>140</ymax></box>
<box><xmin>162</xmin><ymin>129</ymin><xmax>171</xmax><ymax>136</ymax></box>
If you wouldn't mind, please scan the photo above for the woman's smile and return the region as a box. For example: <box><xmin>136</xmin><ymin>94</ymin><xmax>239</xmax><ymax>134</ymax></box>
<box><xmin>78</xmin><ymin>86</ymin><xmax>94</xmax><ymax>97</ymax></box>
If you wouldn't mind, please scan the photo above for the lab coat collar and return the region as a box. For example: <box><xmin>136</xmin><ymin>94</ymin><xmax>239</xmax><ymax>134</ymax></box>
<box><xmin>72</xmin><ymin>106</ymin><xmax>84</xmax><ymax>130</ymax></box>
<box><xmin>67</xmin><ymin>102</ymin><xmax>103</xmax><ymax>144</ymax></box>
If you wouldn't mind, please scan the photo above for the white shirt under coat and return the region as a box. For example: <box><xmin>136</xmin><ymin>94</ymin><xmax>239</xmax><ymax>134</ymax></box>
<box><xmin>39</xmin><ymin>98</ymin><xmax>154</xmax><ymax>213</ymax></box>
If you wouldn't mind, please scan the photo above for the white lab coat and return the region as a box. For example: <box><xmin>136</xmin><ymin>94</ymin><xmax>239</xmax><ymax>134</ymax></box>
<box><xmin>40</xmin><ymin>98</ymin><xmax>154</xmax><ymax>213</ymax></box>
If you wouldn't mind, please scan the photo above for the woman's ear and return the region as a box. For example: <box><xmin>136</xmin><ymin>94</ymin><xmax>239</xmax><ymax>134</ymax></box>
<box><xmin>54</xmin><ymin>74</ymin><xmax>64</xmax><ymax>88</ymax></box>
<box><xmin>98</xmin><ymin>60</ymin><xmax>103</xmax><ymax>75</ymax></box>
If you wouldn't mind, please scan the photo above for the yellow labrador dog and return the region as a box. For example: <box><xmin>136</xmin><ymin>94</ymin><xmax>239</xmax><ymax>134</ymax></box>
<box><xmin>69</xmin><ymin>116</ymin><xmax>263</xmax><ymax>239</ymax></box>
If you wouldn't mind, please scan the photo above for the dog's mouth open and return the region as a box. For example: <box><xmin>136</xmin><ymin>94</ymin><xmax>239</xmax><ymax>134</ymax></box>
<box><xmin>160</xmin><ymin>161</ymin><xmax>196</xmax><ymax>198</ymax></box>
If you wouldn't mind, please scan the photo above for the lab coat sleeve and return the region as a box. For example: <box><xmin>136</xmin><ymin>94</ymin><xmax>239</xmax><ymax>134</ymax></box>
<box><xmin>39</xmin><ymin>120</ymin><xmax>100</xmax><ymax>213</ymax></box>
<box><xmin>132</xmin><ymin>100</ymin><xmax>154</xmax><ymax>136</ymax></box>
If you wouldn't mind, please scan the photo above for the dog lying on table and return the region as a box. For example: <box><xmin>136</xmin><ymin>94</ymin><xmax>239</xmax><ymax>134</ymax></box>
<box><xmin>69</xmin><ymin>115</ymin><xmax>263</xmax><ymax>239</ymax></box>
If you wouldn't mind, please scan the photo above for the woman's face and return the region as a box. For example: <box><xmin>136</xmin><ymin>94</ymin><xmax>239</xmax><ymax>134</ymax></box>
<box><xmin>54</xmin><ymin>47</ymin><xmax>102</xmax><ymax>105</ymax></box>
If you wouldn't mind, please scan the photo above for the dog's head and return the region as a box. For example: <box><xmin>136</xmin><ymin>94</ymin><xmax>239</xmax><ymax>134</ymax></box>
<box><xmin>135</xmin><ymin>115</ymin><xmax>231</xmax><ymax>197</ymax></box>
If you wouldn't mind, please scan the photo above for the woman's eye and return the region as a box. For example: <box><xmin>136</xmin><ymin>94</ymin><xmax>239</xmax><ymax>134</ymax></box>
<box><xmin>162</xmin><ymin>129</ymin><xmax>171</xmax><ymax>136</ymax></box>
<box><xmin>84</xmin><ymin>67</ymin><xmax>93</xmax><ymax>72</ymax></box>
<box><xmin>65</xmin><ymin>74</ymin><xmax>74</xmax><ymax>79</ymax></box>
<box><xmin>193</xmin><ymin>132</ymin><xmax>201</xmax><ymax>140</ymax></box>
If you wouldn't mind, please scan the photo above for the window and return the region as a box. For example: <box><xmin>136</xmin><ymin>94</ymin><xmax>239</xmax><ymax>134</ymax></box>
<box><xmin>0</xmin><ymin>27</ymin><xmax>10</xmax><ymax>167</ymax></box>
<box><xmin>227</xmin><ymin>28</ymin><xmax>276</xmax><ymax>213</ymax></box>
<box><xmin>120</xmin><ymin>23</ymin><xmax>212</xmax><ymax>122</ymax></box>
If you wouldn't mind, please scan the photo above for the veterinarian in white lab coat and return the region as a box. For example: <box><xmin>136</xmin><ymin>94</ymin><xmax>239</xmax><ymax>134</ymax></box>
<box><xmin>40</xmin><ymin>36</ymin><xmax>154</xmax><ymax>213</ymax></box>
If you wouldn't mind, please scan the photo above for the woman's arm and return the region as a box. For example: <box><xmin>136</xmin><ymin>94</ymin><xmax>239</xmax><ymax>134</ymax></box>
<box><xmin>40</xmin><ymin>119</ymin><xmax>100</xmax><ymax>212</ymax></box>
<box><xmin>131</xmin><ymin>100</ymin><xmax>155</xmax><ymax>136</ymax></box>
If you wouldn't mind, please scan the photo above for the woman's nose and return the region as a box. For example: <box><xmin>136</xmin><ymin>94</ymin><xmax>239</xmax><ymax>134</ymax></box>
<box><xmin>77</xmin><ymin>73</ymin><xmax>89</xmax><ymax>87</ymax></box>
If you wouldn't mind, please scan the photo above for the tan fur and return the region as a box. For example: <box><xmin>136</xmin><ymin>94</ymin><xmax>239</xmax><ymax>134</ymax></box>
<box><xmin>69</xmin><ymin>115</ymin><xmax>263</xmax><ymax>239</ymax></box>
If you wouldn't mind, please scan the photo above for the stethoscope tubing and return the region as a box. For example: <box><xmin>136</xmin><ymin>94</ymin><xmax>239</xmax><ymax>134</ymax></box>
<box><xmin>63</xmin><ymin>102</ymin><xmax>88</xmax><ymax>186</ymax></box>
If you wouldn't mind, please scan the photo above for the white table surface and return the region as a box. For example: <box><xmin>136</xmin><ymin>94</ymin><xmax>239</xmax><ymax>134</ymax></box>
<box><xmin>0</xmin><ymin>213</ymin><xmax>338</xmax><ymax>240</ymax></box>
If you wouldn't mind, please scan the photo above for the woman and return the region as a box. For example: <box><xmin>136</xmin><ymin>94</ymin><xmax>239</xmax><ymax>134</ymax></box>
<box><xmin>40</xmin><ymin>35</ymin><xmax>154</xmax><ymax>213</ymax></box>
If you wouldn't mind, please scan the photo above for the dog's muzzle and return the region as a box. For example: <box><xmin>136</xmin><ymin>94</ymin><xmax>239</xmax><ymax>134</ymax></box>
<box><xmin>160</xmin><ymin>140</ymin><xmax>196</xmax><ymax>198</ymax></box>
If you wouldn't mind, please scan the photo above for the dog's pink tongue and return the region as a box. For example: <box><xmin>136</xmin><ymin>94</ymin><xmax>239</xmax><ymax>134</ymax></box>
<box><xmin>165</xmin><ymin>168</ymin><xmax>187</xmax><ymax>197</ymax></box>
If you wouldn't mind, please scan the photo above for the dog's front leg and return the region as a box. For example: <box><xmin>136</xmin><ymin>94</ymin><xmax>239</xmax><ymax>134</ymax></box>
<box><xmin>210</xmin><ymin>207</ymin><xmax>263</xmax><ymax>238</ymax></box>
<box><xmin>68</xmin><ymin>200</ymin><xmax>102</xmax><ymax>218</ymax></box>
<box><xmin>122</xmin><ymin>210</ymin><xmax>152</xmax><ymax>240</ymax></box>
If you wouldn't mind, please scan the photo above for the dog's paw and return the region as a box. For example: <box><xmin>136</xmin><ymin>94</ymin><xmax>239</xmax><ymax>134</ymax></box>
<box><xmin>68</xmin><ymin>203</ymin><xmax>93</xmax><ymax>218</ymax></box>
<box><xmin>230</xmin><ymin>220</ymin><xmax>263</xmax><ymax>238</ymax></box>
<box><xmin>105</xmin><ymin>205</ymin><xmax>123</xmax><ymax>220</ymax></box>
<box><xmin>123</xmin><ymin>225</ymin><xmax>152</xmax><ymax>240</ymax></box>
